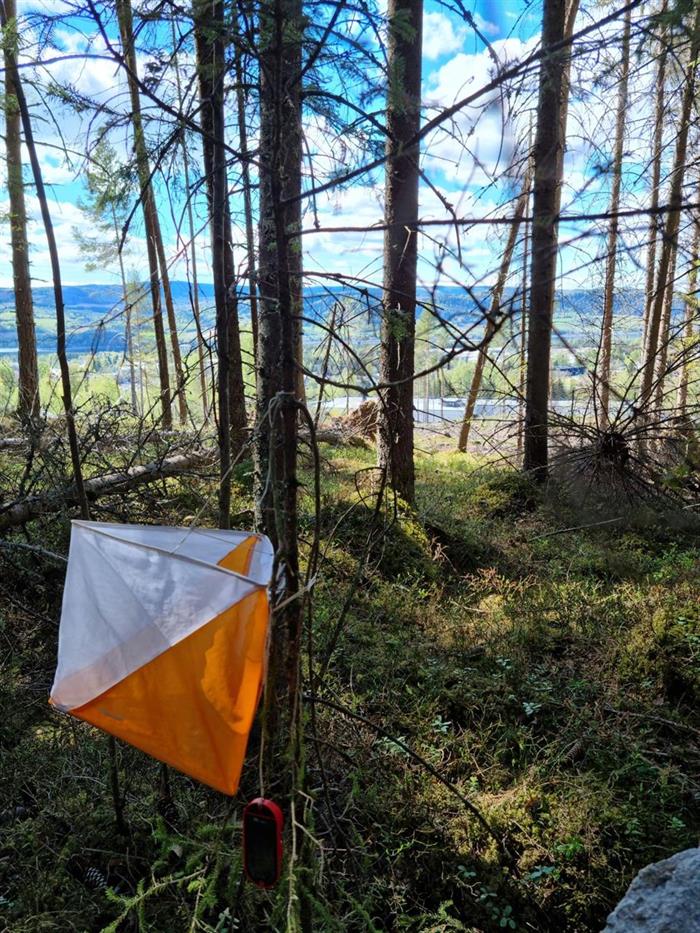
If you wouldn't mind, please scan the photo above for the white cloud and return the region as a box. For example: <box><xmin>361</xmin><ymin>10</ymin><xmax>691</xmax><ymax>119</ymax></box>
<box><xmin>423</xmin><ymin>12</ymin><xmax>467</xmax><ymax>61</ymax></box>
<box><xmin>422</xmin><ymin>37</ymin><xmax>535</xmax><ymax>188</ymax></box>
<box><xmin>474</xmin><ymin>13</ymin><xmax>499</xmax><ymax>37</ymax></box>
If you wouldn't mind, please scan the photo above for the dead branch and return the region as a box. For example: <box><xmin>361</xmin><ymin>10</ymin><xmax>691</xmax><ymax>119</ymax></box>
<box><xmin>0</xmin><ymin>449</ymin><xmax>215</xmax><ymax>532</ymax></box>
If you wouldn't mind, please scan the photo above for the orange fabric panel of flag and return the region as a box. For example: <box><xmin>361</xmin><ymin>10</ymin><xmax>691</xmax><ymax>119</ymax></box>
<box><xmin>71</xmin><ymin>587</ymin><xmax>268</xmax><ymax>795</ymax></box>
<box><xmin>217</xmin><ymin>535</ymin><xmax>258</xmax><ymax>575</ymax></box>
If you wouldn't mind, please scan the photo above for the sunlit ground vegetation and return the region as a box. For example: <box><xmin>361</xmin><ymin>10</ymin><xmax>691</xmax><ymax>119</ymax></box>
<box><xmin>2</xmin><ymin>432</ymin><xmax>698</xmax><ymax>932</ymax></box>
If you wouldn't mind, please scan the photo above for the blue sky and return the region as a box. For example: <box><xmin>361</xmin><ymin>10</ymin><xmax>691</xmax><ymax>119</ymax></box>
<box><xmin>0</xmin><ymin>0</ymin><xmax>665</xmax><ymax>298</ymax></box>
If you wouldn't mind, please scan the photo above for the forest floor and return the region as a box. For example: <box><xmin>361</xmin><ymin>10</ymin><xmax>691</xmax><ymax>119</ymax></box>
<box><xmin>1</xmin><ymin>435</ymin><xmax>699</xmax><ymax>932</ymax></box>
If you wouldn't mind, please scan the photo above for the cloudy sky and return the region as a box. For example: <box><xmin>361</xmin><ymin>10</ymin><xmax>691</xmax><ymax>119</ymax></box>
<box><xmin>0</xmin><ymin>0</ymin><xmax>664</xmax><ymax>294</ymax></box>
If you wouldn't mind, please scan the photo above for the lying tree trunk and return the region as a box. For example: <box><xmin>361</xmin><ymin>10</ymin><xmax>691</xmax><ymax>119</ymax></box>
<box><xmin>597</xmin><ymin>3</ymin><xmax>632</xmax><ymax>425</ymax></box>
<box><xmin>0</xmin><ymin>450</ymin><xmax>214</xmax><ymax>533</ymax></box>
<box><xmin>0</xmin><ymin>437</ymin><xmax>26</xmax><ymax>451</ymax></box>
<box><xmin>458</xmin><ymin>169</ymin><xmax>531</xmax><ymax>452</ymax></box>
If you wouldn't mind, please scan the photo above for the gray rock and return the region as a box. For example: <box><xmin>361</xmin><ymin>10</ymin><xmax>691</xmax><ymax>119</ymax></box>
<box><xmin>604</xmin><ymin>848</ymin><xmax>700</xmax><ymax>932</ymax></box>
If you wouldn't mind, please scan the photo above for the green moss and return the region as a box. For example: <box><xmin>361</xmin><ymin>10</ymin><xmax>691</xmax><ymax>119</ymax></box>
<box><xmin>3</xmin><ymin>444</ymin><xmax>700</xmax><ymax>931</ymax></box>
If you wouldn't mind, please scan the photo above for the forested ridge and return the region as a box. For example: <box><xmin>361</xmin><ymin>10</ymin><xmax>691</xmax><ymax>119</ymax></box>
<box><xmin>1</xmin><ymin>0</ymin><xmax>700</xmax><ymax>930</ymax></box>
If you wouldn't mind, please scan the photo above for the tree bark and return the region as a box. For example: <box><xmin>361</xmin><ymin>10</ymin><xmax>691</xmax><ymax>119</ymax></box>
<box><xmin>523</xmin><ymin>0</ymin><xmax>568</xmax><ymax>480</ymax></box>
<box><xmin>171</xmin><ymin>17</ymin><xmax>209</xmax><ymax>422</ymax></box>
<box><xmin>0</xmin><ymin>0</ymin><xmax>89</xmax><ymax>522</ymax></box>
<box><xmin>458</xmin><ymin>170</ymin><xmax>531</xmax><ymax>452</ymax></box>
<box><xmin>678</xmin><ymin>211</ymin><xmax>699</xmax><ymax>419</ymax></box>
<box><xmin>517</xmin><ymin>190</ymin><xmax>530</xmax><ymax>466</ymax></box>
<box><xmin>652</xmin><ymin>237</ymin><xmax>678</xmax><ymax>418</ymax></box>
<box><xmin>194</xmin><ymin>0</ymin><xmax>248</xmax><ymax>503</ymax></box>
<box><xmin>115</xmin><ymin>0</ymin><xmax>173</xmax><ymax>429</ymax></box>
<box><xmin>112</xmin><ymin>205</ymin><xmax>138</xmax><ymax>416</ymax></box>
<box><xmin>641</xmin><ymin>16</ymin><xmax>667</xmax><ymax>355</ymax></box>
<box><xmin>4</xmin><ymin>0</ymin><xmax>40</xmax><ymax>423</ymax></box>
<box><xmin>0</xmin><ymin>450</ymin><xmax>213</xmax><ymax>532</ymax></box>
<box><xmin>233</xmin><ymin>17</ymin><xmax>260</xmax><ymax>357</ymax></box>
<box><xmin>254</xmin><ymin>0</ymin><xmax>305</xmax><ymax>846</ymax></box>
<box><xmin>639</xmin><ymin>4</ymin><xmax>700</xmax><ymax>415</ymax></box>
<box><xmin>154</xmin><ymin>222</ymin><xmax>188</xmax><ymax>425</ymax></box>
<box><xmin>377</xmin><ymin>0</ymin><xmax>423</xmax><ymax>503</ymax></box>
<box><xmin>597</xmin><ymin>4</ymin><xmax>632</xmax><ymax>425</ymax></box>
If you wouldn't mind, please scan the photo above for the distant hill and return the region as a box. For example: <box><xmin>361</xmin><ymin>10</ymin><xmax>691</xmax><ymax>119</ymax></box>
<box><xmin>0</xmin><ymin>283</ymin><xmax>653</xmax><ymax>356</ymax></box>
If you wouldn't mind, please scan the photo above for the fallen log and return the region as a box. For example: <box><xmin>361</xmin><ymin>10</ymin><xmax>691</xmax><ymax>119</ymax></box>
<box><xmin>0</xmin><ymin>437</ymin><xmax>26</xmax><ymax>451</ymax></box>
<box><xmin>0</xmin><ymin>449</ymin><xmax>215</xmax><ymax>533</ymax></box>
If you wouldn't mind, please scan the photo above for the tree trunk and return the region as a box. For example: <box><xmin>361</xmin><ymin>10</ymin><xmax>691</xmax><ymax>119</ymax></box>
<box><xmin>639</xmin><ymin>4</ymin><xmax>700</xmax><ymax>415</ymax></box>
<box><xmin>597</xmin><ymin>4</ymin><xmax>632</xmax><ymax>425</ymax></box>
<box><xmin>233</xmin><ymin>17</ymin><xmax>260</xmax><ymax>357</ymax></box>
<box><xmin>0</xmin><ymin>0</ymin><xmax>89</xmax><ymax>522</ymax></box>
<box><xmin>194</xmin><ymin>0</ymin><xmax>247</xmax><ymax>485</ymax></box>
<box><xmin>0</xmin><ymin>449</ymin><xmax>214</xmax><ymax>532</ymax></box>
<box><xmin>120</xmin><ymin>1</ymin><xmax>187</xmax><ymax>425</ymax></box>
<box><xmin>113</xmin><ymin>207</ymin><xmax>138</xmax><ymax>416</ymax></box>
<box><xmin>641</xmin><ymin>19</ymin><xmax>667</xmax><ymax>355</ymax></box>
<box><xmin>652</xmin><ymin>238</ymin><xmax>678</xmax><ymax>418</ymax></box>
<box><xmin>523</xmin><ymin>0</ymin><xmax>569</xmax><ymax>480</ymax></box>
<box><xmin>678</xmin><ymin>212</ymin><xmax>699</xmax><ymax>419</ymax></box>
<box><xmin>4</xmin><ymin>0</ymin><xmax>40</xmax><ymax>423</ymax></box>
<box><xmin>115</xmin><ymin>0</ymin><xmax>172</xmax><ymax>429</ymax></box>
<box><xmin>377</xmin><ymin>0</ymin><xmax>423</xmax><ymax>503</ymax></box>
<box><xmin>255</xmin><ymin>0</ymin><xmax>304</xmax><ymax>752</ymax></box>
<box><xmin>458</xmin><ymin>170</ymin><xmax>531</xmax><ymax>452</ymax></box>
<box><xmin>154</xmin><ymin>224</ymin><xmax>188</xmax><ymax>425</ymax></box>
<box><xmin>171</xmin><ymin>18</ymin><xmax>209</xmax><ymax>422</ymax></box>
<box><xmin>517</xmin><ymin>192</ymin><xmax>530</xmax><ymax>466</ymax></box>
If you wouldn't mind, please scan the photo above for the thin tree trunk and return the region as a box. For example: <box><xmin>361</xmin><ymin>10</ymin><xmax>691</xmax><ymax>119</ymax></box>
<box><xmin>115</xmin><ymin>0</ymin><xmax>172</xmax><ymax>429</ymax></box>
<box><xmin>255</xmin><ymin>0</ymin><xmax>304</xmax><ymax>810</ymax></box>
<box><xmin>2</xmin><ymin>23</ymin><xmax>126</xmax><ymax>848</ymax></box>
<box><xmin>182</xmin><ymin>175</ymin><xmax>209</xmax><ymax>421</ymax></box>
<box><xmin>154</xmin><ymin>226</ymin><xmax>188</xmax><ymax>425</ymax></box>
<box><xmin>171</xmin><ymin>18</ymin><xmax>209</xmax><ymax>422</ymax></box>
<box><xmin>652</xmin><ymin>238</ymin><xmax>678</xmax><ymax>417</ymax></box>
<box><xmin>0</xmin><ymin>1</ymin><xmax>89</xmax><ymax>522</ymax></box>
<box><xmin>291</xmin><ymin>176</ymin><xmax>306</xmax><ymax>405</ymax></box>
<box><xmin>377</xmin><ymin>0</ymin><xmax>423</xmax><ymax>503</ymax></box>
<box><xmin>234</xmin><ymin>36</ymin><xmax>258</xmax><ymax>357</ymax></box>
<box><xmin>458</xmin><ymin>170</ymin><xmax>531</xmax><ymax>452</ymax></box>
<box><xmin>112</xmin><ymin>208</ymin><xmax>138</xmax><ymax>416</ymax></box>
<box><xmin>640</xmin><ymin>4</ymin><xmax>700</xmax><ymax>415</ymax></box>
<box><xmin>4</xmin><ymin>0</ymin><xmax>39</xmax><ymax>423</ymax></box>
<box><xmin>597</xmin><ymin>4</ymin><xmax>632</xmax><ymax>424</ymax></box>
<box><xmin>194</xmin><ymin>0</ymin><xmax>247</xmax><ymax>476</ymax></box>
<box><xmin>233</xmin><ymin>15</ymin><xmax>259</xmax><ymax>356</ymax></box>
<box><xmin>678</xmin><ymin>212</ymin><xmax>700</xmax><ymax>418</ymax></box>
<box><xmin>642</xmin><ymin>6</ymin><xmax>668</xmax><ymax>354</ymax></box>
<box><xmin>129</xmin><ymin>13</ymin><xmax>187</xmax><ymax>425</ymax></box>
<box><xmin>523</xmin><ymin>0</ymin><xmax>568</xmax><ymax>480</ymax></box>
<box><xmin>553</xmin><ymin>0</ymin><xmax>579</xmax><ymax>220</ymax></box>
<box><xmin>517</xmin><ymin>195</ymin><xmax>530</xmax><ymax>465</ymax></box>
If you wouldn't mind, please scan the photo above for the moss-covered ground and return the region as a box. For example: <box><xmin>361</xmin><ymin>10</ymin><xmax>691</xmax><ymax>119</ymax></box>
<box><xmin>1</xmin><ymin>441</ymin><xmax>699</xmax><ymax>931</ymax></box>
